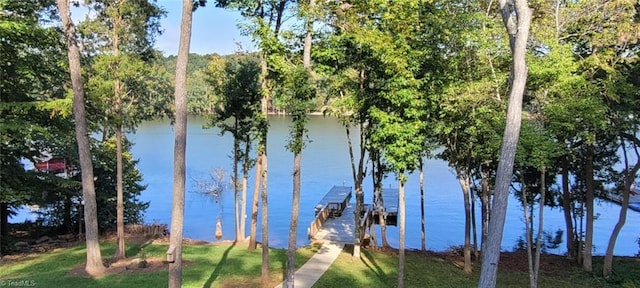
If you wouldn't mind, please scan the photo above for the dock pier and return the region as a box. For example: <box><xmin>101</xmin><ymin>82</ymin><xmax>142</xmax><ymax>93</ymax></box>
<box><xmin>307</xmin><ymin>186</ymin><xmax>401</xmax><ymax>244</ymax></box>
<box><xmin>307</xmin><ymin>186</ymin><xmax>352</xmax><ymax>240</ymax></box>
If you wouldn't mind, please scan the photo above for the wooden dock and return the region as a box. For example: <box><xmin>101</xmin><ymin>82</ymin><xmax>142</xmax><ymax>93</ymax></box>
<box><xmin>308</xmin><ymin>185</ymin><xmax>401</xmax><ymax>244</ymax></box>
<box><xmin>606</xmin><ymin>188</ymin><xmax>640</xmax><ymax>212</ymax></box>
<box><xmin>314</xmin><ymin>186</ymin><xmax>352</xmax><ymax>217</ymax></box>
<box><xmin>308</xmin><ymin>186</ymin><xmax>352</xmax><ymax>240</ymax></box>
<box><xmin>312</xmin><ymin>204</ymin><xmax>356</xmax><ymax>243</ymax></box>
<box><xmin>372</xmin><ymin>187</ymin><xmax>399</xmax><ymax>226</ymax></box>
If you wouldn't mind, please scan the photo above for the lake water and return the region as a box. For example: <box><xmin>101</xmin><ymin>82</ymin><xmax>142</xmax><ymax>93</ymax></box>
<box><xmin>73</xmin><ymin>115</ymin><xmax>636</xmax><ymax>255</ymax></box>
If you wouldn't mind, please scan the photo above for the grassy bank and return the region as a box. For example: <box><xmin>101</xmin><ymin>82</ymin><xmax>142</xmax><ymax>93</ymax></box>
<box><xmin>0</xmin><ymin>240</ymin><xmax>315</xmax><ymax>288</ymax></box>
<box><xmin>1</xmin><ymin>240</ymin><xmax>638</xmax><ymax>287</ymax></box>
<box><xmin>314</xmin><ymin>246</ymin><xmax>640</xmax><ymax>288</ymax></box>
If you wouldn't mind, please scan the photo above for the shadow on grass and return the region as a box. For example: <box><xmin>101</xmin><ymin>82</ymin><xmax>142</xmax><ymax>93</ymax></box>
<box><xmin>279</xmin><ymin>249</ymin><xmax>287</xmax><ymax>285</ymax></box>
<box><xmin>202</xmin><ymin>242</ymin><xmax>236</xmax><ymax>288</ymax></box>
<box><xmin>0</xmin><ymin>245</ymin><xmax>105</xmax><ymax>287</ymax></box>
<box><xmin>274</xmin><ymin>245</ymin><xmax>320</xmax><ymax>286</ymax></box>
<box><xmin>361</xmin><ymin>250</ymin><xmax>387</xmax><ymax>280</ymax></box>
<box><xmin>124</xmin><ymin>242</ymin><xmax>145</xmax><ymax>258</ymax></box>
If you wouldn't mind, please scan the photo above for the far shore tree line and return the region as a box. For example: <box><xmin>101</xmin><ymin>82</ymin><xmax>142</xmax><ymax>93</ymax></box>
<box><xmin>1</xmin><ymin>0</ymin><xmax>638</xmax><ymax>288</ymax></box>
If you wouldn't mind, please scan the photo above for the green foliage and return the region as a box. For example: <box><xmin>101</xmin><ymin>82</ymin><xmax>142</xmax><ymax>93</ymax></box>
<box><xmin>431</xmin><ymin>0</ymin><xmax>510</xmax><ymax>185</ymax></box>
<box><xmin>162</xmin><ymin>53</ymin><xmax>258</xmax><ymax>115</ymax></box>
<box><xmin>205</xmin><ymin>53</ymin><xmax>262</xmax><ymax>165</ymax></box>
<box><xmin>207</xmin><ymin>54</ymin><xmax>262</xmax><ymax>134</ymax></box>
<box><xmin>163</xmin><ymin>53</ymin><xmax>214</xmax><ymax>75</ymax></box>
<box><xmin>32</xmin><ymin>137</ymin><xmax>148</xmax><ymax>232</ymax></box>
<box><xmin>80</xmin><ymin>0</ymin><xmax>172</xmax><ymax>134</ymax></box>
<box><xmin>436</xmin><ymin>81</ymin><xmax>505</xmax><ymax>178</ymax></box>
<box><xmin>324</xmin><ymin>0</ymin><xmax>438</xmax><ymax>179</ymax></box>
<box><xmin>0</xmin><ymin>0</ymin><xmax>72</xmax><ymax>224</ymax></box>
<box><xmin>512</xmin><ymin>120</ymin><xmax>562</xmax><ymax>206</ymax></box>
<box><xmin>86</xmin><ymin>54</ymin><xmax>173</xmax><ymax>131</ymax></box>
<box><xmin>281</xmin><ymin>66</ymin><xmax>316</xmax><ymax>154</ymax></box>
<box><xmin>79</xmin><ymin>0</ymin><xmax>166</xmax><ymax>59</ymax></box>
<box><xmin>91</xmin><ymin>137</ymin><xmax>148</xmax><ymax>230</ymax></box>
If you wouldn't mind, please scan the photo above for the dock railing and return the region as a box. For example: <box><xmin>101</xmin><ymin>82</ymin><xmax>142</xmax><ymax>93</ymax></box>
<box><xmin>308</xmin><ymin>204</ymin><xmax>331</xmax><ymax>239</ymax></box>
<box><xmin>358</xmin><ymin>205</ymin><xmax>373</xmax><ymax>244</ymax></box>
<box><xmin>308</xmin><ymin>186</ymin><xmax>353</xmax><ymax>239</ymax></box>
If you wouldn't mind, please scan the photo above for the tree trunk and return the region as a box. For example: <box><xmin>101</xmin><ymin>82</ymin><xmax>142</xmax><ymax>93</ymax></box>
<box><xmin>370</xmin><ymin>156</ymin><xmax>379</xmax><ymax>251</ymax></box>
<box><xmin>376</xmin><ymin>189</ymin><xmax>389</xmax><ymax>248</ymax></box>
<box><xmin>64</xmin><ymin>196</ymin><xmax>72</xmax><ymax>233</ymax></box>
<box><xmin>520</xmin><ymin>173</ymin><xmax>535</xmax><ymax>288</ymax></box>
<box><xmin>348</xmin><ymin>124</ymin><xmax>364</xmax><ymax>257</ymax></box>
<box><xmin>274</xmin><ymin>0</ymin><xmax>286</xmax><ymax>36</ymax></box>
<box><xmin>348</xmin><ymin>121</ymin><xmax>366</xmax><ymax>257</ymax></box>
<box><xmin>603</xmin><ymin>137</ymin><xmax>640</xmax><ymax>276</ymax></box>
<box><xmin>56</xmin><ymin>0</ymin><xmax>105</xmax><ymax>276</ymax></box>
<box><xmin>248</xmin><ymin>151</ymin><xmax>262</xmax><ymax>250</ymax></box>
<box><xmin>302</xmin><ymin>0</ymin><xmax>315</xmax><ymax>70</ymax></box>
<box><xmin>115</xmin><ymin>126</ymin><xmax>125</xmax><ymax>259</ymax></box>
<box><xmin>471</xmin><ymin>177</ymin><xmax>478</xmax><ymax>259</ymax></box>
<box><xmin>233</xmin><ymin>128</ymin><xmax>241</xmax><ymax>241</ymax></box>
<box><xmin>168</xmin><ymin>1</ymin><xmax>193</xmax><ymax>287</ymax></box>
<box><xmin>1</xmin><ymin>202</ymin><xmax>8</xmax><ymax>258</ymax></box>
<box><xmin>532</xmin><ymin>167</ymin><xmax>547</xmax><ymax>288</ymax></box>
<box><xmin>420</xmin><ymin>157</ymin><xmax>426</xmax><ymax>252</ymax></box>
<box><xmin>583</xmin><ymin>144</ymin><xmax>594</xmax><ymax>272</ymax></box>
<box><xmin>285</xmin><ymin>151</ymin><xmax>302</xmax><ymax>288</ymax></box>
<box><xmin>481</xmin><ymin>169</ymin><xmax>490</xmax><ymax>254</ymax></box>
<box><xmin>260</xmin><ymin>149</ymin><xmax>269</xmax><ymax>287</ymax></box>
<box><xmin>240</xmin><ymin>137</ymin><xmax>249</xmax><ymax>241</ymax></box>
<box><xmin>529</xmin><ymin>194</ymin><xmax>535</xmax><ymax>250</ymax></box>
<box><xmin>258</xmin><ymin>45</ymin><xmax>270</xmax><ymax>287</ymax></box>
<box><xmin>459</xmin><ymin>171</ymin><xmax>472</xmax><ymax>274</ymax></box>
<box><xmin>479</xmin><ymin>0</ymin><xmax>532</xmax><ymax>286</ymax></box>
<box><xmin>285</xmin><ymin>3</ymin><xmax>313</xmax><ymax>284</ymax></box>
<box><xmin>112</xmin><ymin>2</ymin><xmax>125</xmax><ymax>260</ymax></box>
<box><xmin>260</xmin><ymin>54</ymin><xmax>269</xmax><ymax>113</ymax></box>
<box><xmin>398</xmin><ymin>177</ymin><xmax>406</xmax><ymax>288</ymax></box>
<box><xmin>576</xmin><ymin>200</ymin><xmax>584</xmax><ymax>265</ymax></box>
<box><xmin>373</xmin><ymin>155</ymin><xmax>390</xmax><ymax>248</ymax></box>
<box><xmin>561</xmin><ymin>156</ymin><xmax>575</xmax><ymax>259</ymax></box>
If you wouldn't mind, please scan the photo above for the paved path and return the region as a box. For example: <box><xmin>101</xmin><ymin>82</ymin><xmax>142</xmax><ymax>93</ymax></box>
<box><xmin>274</xmin><ymin>241</ymin><xmax>345</xmax><ymax>288</ymax></box>
<box><xmin>275</xmin><ymin>205</ymin><xmax>355</xmax><ymax>288</ymax></box>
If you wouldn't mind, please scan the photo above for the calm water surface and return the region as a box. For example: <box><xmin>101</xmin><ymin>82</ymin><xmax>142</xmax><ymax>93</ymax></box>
<box><xmin>127</xmin><ymin>116</ymin><xmax>639</xmax><ymax>255</ymax></box>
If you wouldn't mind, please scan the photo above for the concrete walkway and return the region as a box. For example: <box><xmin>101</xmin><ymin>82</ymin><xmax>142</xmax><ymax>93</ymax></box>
<box><xmin>275</xmin><ymin>204</ymin><xmax>356</xmax><ymax>287</ymax></box>
<box><xmin>274</xmin><ymin>241</ymin><xmax>345</xmax><ymax>288</ymax></box>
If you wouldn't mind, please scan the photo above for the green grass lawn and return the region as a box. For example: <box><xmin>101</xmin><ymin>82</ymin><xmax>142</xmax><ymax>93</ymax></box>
<box><xmin>0</xmin><ymin>240</ymin><xmax>314</xmax><ymax>288</ymax></box>
<box><xmin>313</xmin><ymin>247</ymin><xmax>640</xmax><ymax>288</ymax></box>
<box><xmin>1</xmin><ymin>241</ymin><xmax>638</xmax><ymax>288</ymax></box>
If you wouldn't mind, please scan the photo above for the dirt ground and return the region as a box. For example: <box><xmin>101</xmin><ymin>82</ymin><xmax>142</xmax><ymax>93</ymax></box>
<box><xmin>66</xmin><ymin>234</ymin><xmax>208</xmax><ymax>278</ymax></box>
<box><xmin>363</xmin><ymin>245</ymin><xmax>583</xmax><ymax>278</ymax></box>
<box><xmin>67</xmin><ymin>256</ymin><xmax>169</xmax><ymax>278</ymax></box>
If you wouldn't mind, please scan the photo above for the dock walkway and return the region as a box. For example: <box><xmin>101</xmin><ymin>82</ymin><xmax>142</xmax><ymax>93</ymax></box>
<box><xmin>280</xmin><ymin>185</ymin><xmax>399</xmax><ymax>288</ymax></box>
<box><xmin>314</xmin><ymin>204</ymin><xmax>356</xmax><ymax>243</ymax></box>
<box><xmin>607</xmin><ymin>189</ymin><xmax>640</xmax><ymax>212</ymax></box>
<box><xmin>274</xmin><ymin>205</ymin><xmax>355</xmax><ymax>288</ymax></box>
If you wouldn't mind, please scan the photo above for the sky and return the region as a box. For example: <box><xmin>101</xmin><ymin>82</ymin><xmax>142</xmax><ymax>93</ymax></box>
<box><xmin>154</xmin><ymin>1</ymin><xmax>255</xmax><ymax>56</ymax></box>
<box><xmin>71</xmin><ymin>0</ymin><xmax>255</xmax><ymax>56</ymax></box>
